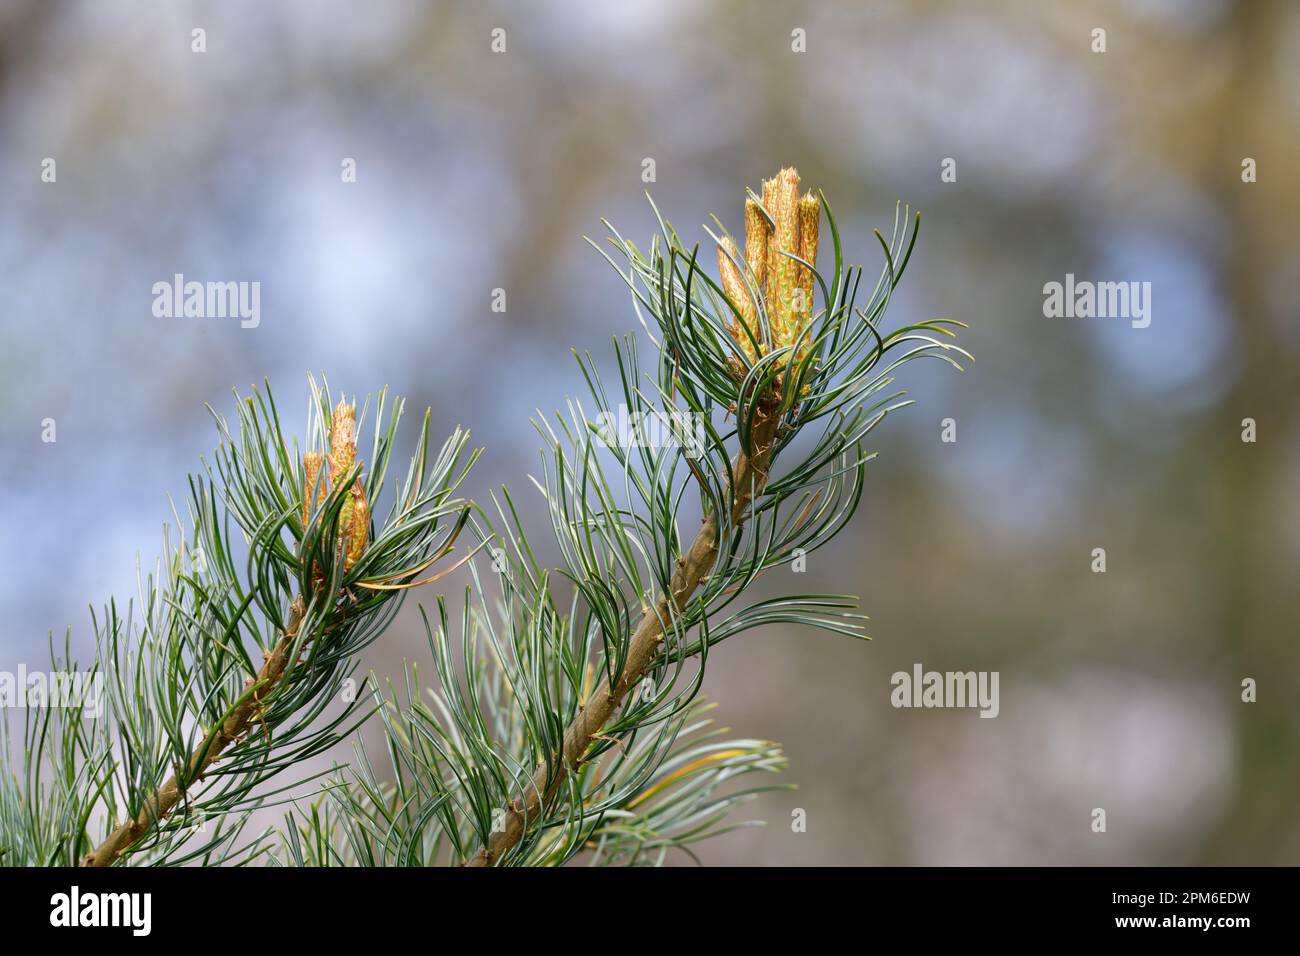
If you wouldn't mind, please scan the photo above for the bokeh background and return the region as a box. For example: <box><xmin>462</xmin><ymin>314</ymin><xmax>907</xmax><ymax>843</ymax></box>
<box><xmin>2</xmin><ymin>0</ymin><xmax>1298</xmax><ymax>864</ymax></box>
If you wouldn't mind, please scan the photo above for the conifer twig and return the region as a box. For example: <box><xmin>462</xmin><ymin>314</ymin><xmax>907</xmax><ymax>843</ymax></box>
<box><xmin>302</xmin><ymin>167</ymin><xmax>967</xmax><ymax>868</ymax></box>
<box><xmin>83</xmin><ymin>599</ymin><xmax>308</xmax><ymax>866</ymax></box>
<box><xmin>1</xmin><ymin>377</ymin><xmax>479</xmax><ymax>867</ymax></box>
<box><xmin>467</xmin><ymin>405</ymin><xmax>779</xmax><ymax>866</ymax></box>
<box><xmin>453</xmin><ymin>166</ymin><xmax>967</xmax><ymax>866</ymax></box>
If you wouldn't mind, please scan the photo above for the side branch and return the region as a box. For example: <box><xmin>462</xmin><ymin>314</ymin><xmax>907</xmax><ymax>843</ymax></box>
<box><xmin>466</xmin><ymin>407</ymin><xmax>780</xmax><ymax>866</ymax></box>
<box><xmin>81</xmin><ymin>597</ymin><xmax>308</xmax><ymax>867</ymax></box>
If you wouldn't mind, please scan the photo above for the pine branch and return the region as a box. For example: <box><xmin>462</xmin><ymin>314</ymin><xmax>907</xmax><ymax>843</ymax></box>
<box><xmin>82</xmin><ymin>598</ymin><xmax>308</xmax><ymax>866</ymax></box>
<box><xmin>317</xmin><ymin>166</ymin><xmax>967</xmax><ymax>867</ymax></box>
<box><xmin>466</xmin><ymin>402</ymin><xmax>781</xmax><ymax>865</ymax></box>
<box><xmin>1</xmin><ymin>377</ymin><xmax>479</xmax><ymax>867</ymax></box>
<box><xmin>459</xmin><ymin>168</ymin><xmax>966</xmax><ymax>865</ymax></box>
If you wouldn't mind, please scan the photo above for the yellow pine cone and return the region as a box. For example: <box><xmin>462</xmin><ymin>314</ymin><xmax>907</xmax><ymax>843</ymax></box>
<box><xmin>717</xmin><ymin>237</ymin><xmax>759</xmax><ymax>365</ymax></box>
<box><xmin>793</xmin><ymin>191</ymin><xmax>821</xmax><ymax>366</ymax></box>
<box><xmin>744</xmin><ymin>197</ymin><xmax>769</xmax><ymax>292</ymax></box>
<box><xmin>762</xmin><ymin>168</ymin><xmax>801</xmax><ymax>347</ymax></box>
<box><xmin>717</xmin><ymin>167</ymin><xmax>821</xmax><ymax>381</ymax></box>
<box><xmin>303</xmin><ymin>452</ymin><xmax>323</xmax><ymax>528</ymax></box>
<box><xmin>328</xmin><ymin>401</ymin><xmax>356</xmax><ymax>483</ymax></box>
<box><xmin>302</xmin><ymin>401</ymin><xmax>370</xmax><ymax>573</ymax></box>
<box><xmin>345</xmin><ymin>481</ymin><xmax>369</xmax><ymax>570</ymax></box>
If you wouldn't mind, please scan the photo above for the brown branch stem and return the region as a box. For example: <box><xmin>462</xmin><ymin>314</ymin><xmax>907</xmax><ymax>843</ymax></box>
<box><xmin>466</xmin><ymin>403</ymin><xmax>780</xmax><ymax>866</ymax></box>
<box><xmin>80</xmin><ymin>596</ymin><xmax>308</xmax><ymax>867</ymax></box>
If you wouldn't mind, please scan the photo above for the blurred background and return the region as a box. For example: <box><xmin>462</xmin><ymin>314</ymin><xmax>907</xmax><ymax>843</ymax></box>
<box><xmin>2</xmin><ymin>0</ymin><xmax>1298</xmax><ymax>864</ymax></box>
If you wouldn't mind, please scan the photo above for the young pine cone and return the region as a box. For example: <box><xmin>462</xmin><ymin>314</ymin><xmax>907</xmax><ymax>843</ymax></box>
<box><xmin>302</xmin><ymin>401</ymin><xmax>370</xmax><ymax>573</ymax></box>
<box><xmin>716</xmin><ymin>167</ymin><xmax>821</xmax><ymax>379</ymax></box>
